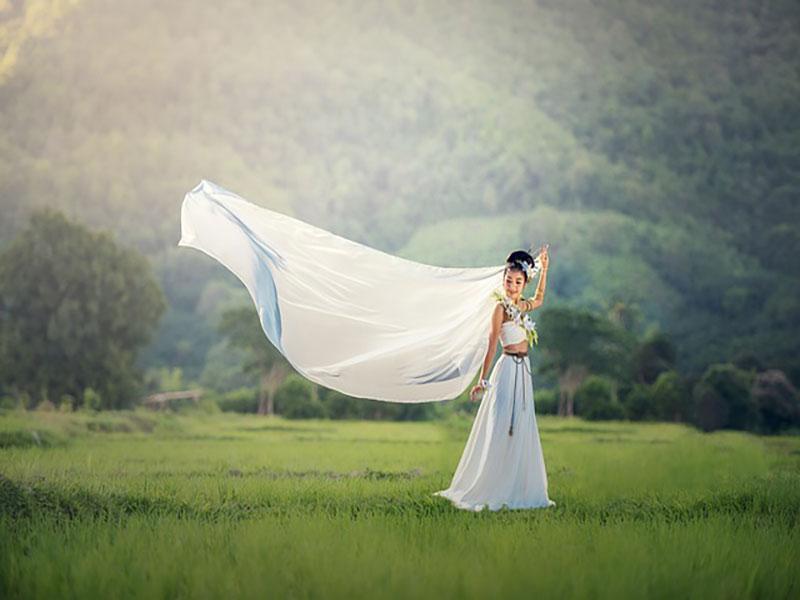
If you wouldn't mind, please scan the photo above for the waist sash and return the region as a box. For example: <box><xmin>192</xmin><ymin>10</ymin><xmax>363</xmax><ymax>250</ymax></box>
<box><xmin>502</xmin><ymin>349</ymin><xmax>528</xmax><ymax>357</ymax></box>
<box><xmin>502</xmin><ymin>350</ymin><xmax>531</xmax><ymax>435</ymax></box>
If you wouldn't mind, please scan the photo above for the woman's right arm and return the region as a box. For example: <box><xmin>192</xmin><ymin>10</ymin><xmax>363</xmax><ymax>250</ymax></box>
<box><xmin>478</xmin><ymin>304</ymin><xmax>504</xmax><ymax>382</ymax></box>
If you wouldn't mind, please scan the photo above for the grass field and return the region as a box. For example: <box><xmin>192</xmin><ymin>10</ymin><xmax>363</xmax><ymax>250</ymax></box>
<box><xmin>1</xmin><ymin>409</ymin><xmax>798</xmax><ymax>599</ymax></box>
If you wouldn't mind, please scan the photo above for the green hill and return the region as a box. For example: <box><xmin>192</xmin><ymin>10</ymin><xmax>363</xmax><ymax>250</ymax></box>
<box><xmin>1</xmin><ymin>0</ymin><xmax>797</xmax><ymax>382</ymax></box>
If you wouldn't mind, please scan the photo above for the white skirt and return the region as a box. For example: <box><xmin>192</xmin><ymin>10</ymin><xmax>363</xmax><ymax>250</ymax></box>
<box><xmin>434</xmin><ymin>352</ymin><xmax>556</xmax><ymax>511</ymax></box>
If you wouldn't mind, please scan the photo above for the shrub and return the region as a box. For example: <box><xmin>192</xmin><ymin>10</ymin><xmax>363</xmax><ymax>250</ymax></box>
<box><xmin>87</xmin><ymin>420</ymin><xmax>133</xmax><ymax>433</ymax></box>
<box><xmin>445</xmin><ymin>389</ymin><xmax>480</xmax><ymax>417</ymax></box>
<box><xmin>533</xmin><ymin>388</ymin><xmax>558</xmax><ymax>415</ymax></box>
<box><xmin>0</xmin><ymin>430</ymin><xmax>63</xmax><ymax>448</ymax></box>
<box><xmin>620</xmin><ymin>383</ymin><xmax>656</xmax><ymax>421</ymax></box>
<box><xmin>575</xmin><ymin>375</ymin><xmax>625</xmax><ymax>420</ymax></box>
<box><xmin>0</xmin><ymin>396</ymin><xmax>21</xmax><ymax>411</ymax></box>
<box><xmin>692</xmin><ymin>363</ymin><xmax>758</xmax><ymax>432</ymax></box>
<box><xmin>751</xmin><ymin>369</ymin><xmax>800</xmax><ymax>434</ymax></box>
<box><xmin>274</xmin><ymin>375</ymin><xmax>325</xmax><ymax>419</ymax></box>
<box><xmin>197</xmin><ymin>398</ymin><xmax>222</xmax><ymax>414</ymax></box>
<box><xmin>321</xmin><ymin>389</ymin><xmax>370</xmax><ymax>419</ymax></box>
<box><xmin>82</xmin><ymin>388</ymin><xmax>102</xmax><ymax>412</ymax></box>
<box><xmin>633</xmin><ymin>331</ymin><xmax>677</xmax><ymax>384</ymax></box>
<box><xmin>59</xmin><ymin>395</ymin><xmax>75</xmax><ymax>413</ymax></box>
<box><xmin>651</xmin><ymin>370</ymin><xmax>690</xmax><ymax>422</ymax></box>
<box><xmin>391</xmin><ymin>402</ymin><xmax>437</xmax><ymax>421</ymax></box>
<box><xmin>216</xmin><ymin>387</ymin><xmax>259</xmax><ymax>413</ymax></box>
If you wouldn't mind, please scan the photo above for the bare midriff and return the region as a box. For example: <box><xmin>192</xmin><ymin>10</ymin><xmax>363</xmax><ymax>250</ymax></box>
<box><xmin>502</xmin><ymin>341</ymin><xmax>528</xmax><ymax>354</ymax></box>
<box><xmin>501</xmin><ymin>319</ymin><xmax>528</xmax><ymax>354</ymax></box>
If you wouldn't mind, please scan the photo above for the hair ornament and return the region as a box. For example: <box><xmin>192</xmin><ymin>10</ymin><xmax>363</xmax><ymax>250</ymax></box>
<box><xmin>505</xmin><ymin>254</ymin><xmax>542</xmax><ymax>281</ymax></box>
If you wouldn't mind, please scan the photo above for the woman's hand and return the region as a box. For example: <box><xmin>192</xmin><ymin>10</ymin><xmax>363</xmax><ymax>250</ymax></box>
<box><xmin>539</xmin><ymin>243</ymin><xmax>550</xmax><ymax>270</ymax></box>
<box><xmin>469</xmin><ymin>384</ymin><xmax>484</xmax><ymax>402</ymax></box>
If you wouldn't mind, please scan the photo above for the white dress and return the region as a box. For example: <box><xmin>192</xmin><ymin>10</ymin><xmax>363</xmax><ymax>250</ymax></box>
<box><xmin>434</xmin><ymin>320</ymin><xmax>556</xmax><ymax>511</ymax></box>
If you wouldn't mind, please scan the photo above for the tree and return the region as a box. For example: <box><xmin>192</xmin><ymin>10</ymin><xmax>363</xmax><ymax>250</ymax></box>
<box><xmin>274</xmin><ymin>374</ymin><xmax>325</xmax><ymax>419</ymax></box>
<box><xmin>217</xmin><ymin>305</ymin><xmax>290</xmax><ymax>415</ymax></box>
<box><xmin>574</xmin><ymin>375</ymin><xmax>625</xmax><ymax>421</ymax></box>
<box><xmin>692</xmin><ymin>363</ymin><xmax>758</xmax><ymax>432</ymax></box>
<box><xmin>538</xmin><ymin>306</ymin><xmax>635</xmax><ymax>416</ymax></box>
<box><xmin>607</xmin><ymin>298</ymin><xmax>643</xmax><ymax>335</ymax></box>
<box><xmin>632</xmin><ymin>331</ymin><xmax>677</xmax><ymax>384</ymax></box>
<box><xmin>0</xmin><ymin>209</ymin><xmax>165</xmax><ymax>408</ymax></box>
<box><xmin>751</xmin><ymin>370</ymin><xmax>800</xmax><ymax>434</ymax></box>
<box><xmin>620</xmin><ymin>382</ymin><xmax>657</xmax><ymax>421</ymax></box>
<box><xmin>651</xmin><ymin>370</ymin><xmax>690</xmax><ymax>422</ymax></box>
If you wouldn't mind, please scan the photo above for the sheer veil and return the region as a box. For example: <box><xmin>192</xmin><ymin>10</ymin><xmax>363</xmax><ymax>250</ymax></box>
<box><xmin>178</xmin><ymin>179</ymin><xmax>507</xmax><ymax>402</ymax></box>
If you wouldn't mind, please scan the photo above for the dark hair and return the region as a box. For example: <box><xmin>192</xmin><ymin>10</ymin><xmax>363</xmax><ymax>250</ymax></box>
<box><xmin>504</xmin><ymin>249</ymin><xmax>534</xmax><ymax>283</ymax></box>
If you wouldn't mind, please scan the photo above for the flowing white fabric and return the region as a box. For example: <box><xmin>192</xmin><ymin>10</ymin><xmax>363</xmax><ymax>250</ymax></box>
<box><xmin>178</xmin><ymin>179</ymin><xmax>507</xmax><ymax>402</ymax></box>
<box><xmin>434</xmin><ymin>321</ymin><xmax>556</xmax><ymax>511</ymax></box>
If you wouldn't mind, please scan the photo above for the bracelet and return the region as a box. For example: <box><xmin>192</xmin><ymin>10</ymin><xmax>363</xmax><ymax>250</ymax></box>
<box><xmin>479</xmin><ymin>378</ymin><xmax>491</xmax><ymax>388</ymax></box>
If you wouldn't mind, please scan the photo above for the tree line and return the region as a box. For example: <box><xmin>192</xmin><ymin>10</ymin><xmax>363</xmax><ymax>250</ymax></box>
<box><xmin>2</xmin><ymin>209</ymin><xmax>796</xmax><ymax>435</ymax></box>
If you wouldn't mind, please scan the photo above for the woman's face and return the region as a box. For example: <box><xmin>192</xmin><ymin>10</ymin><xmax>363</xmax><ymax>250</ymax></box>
<box><xmin>503</xmin><ymin>269</ymin><xmax>526</xmax><ymax>299</ymax></box>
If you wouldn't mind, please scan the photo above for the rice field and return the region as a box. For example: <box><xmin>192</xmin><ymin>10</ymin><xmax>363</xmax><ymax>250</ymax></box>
<box><xmin>1</xmin><ymin>409</ymin><xmax>798</xmax><ymax>599</ymax></box>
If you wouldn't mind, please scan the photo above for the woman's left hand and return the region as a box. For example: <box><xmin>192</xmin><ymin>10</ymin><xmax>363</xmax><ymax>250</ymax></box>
<box><xmin>539</xmin><ymin>244</ymin><xmax>549</xmax><ymax>269</ymax></box>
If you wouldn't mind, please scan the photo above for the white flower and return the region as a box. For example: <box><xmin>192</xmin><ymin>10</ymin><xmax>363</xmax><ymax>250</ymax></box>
<box><xmin>523</xmin><ymin>319</ymin><xmax>536</xmax><ymax>332</ymax></box>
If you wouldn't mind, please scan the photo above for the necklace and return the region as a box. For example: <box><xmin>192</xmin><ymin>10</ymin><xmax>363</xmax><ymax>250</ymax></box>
<box><xmin>491</xmin><ymin>287</ymin><xmax>538</xmax><ymax>346</ymax></box>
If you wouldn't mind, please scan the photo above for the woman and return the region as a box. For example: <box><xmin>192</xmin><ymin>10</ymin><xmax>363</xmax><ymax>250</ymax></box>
<box><xmin>434</xmin><ymin>246</ymin><xmax>556</xmax><ymax>511</ymax></box>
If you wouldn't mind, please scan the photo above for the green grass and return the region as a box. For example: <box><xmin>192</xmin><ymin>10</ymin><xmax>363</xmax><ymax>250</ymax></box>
<box><xmin>1</xmin><ymin>409</ymin><xmax>799</xmax><ymax>599</ymax></box>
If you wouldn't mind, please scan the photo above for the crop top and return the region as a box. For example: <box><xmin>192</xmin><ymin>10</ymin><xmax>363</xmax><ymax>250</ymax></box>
<box><xmin>499</xmin><ymin>320</ymin><xmax>527</xmax><ymax>346</ymax></box>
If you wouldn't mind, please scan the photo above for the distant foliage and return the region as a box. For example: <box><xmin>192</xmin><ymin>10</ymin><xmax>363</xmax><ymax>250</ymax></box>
<box><xmin>575</xmin><ymin>375</ymin><xmax>625</xmax><ymax>421</ymax></box>
<box><xmin>692</xmin><ymin>364</ymin><xmax>758</xmax><ymax>433</ymax></box>
<box><xmin>619</xmin><ymin>383</ymin><xmax>657</xmax><ymax>421</ymax></box>
<box><xmin>537</xmin><ymin>305</ymin><xmax>636</xmax><ymax>416</ymax></box>
<box><xmin>0</xmin><ymin>0</ymin><xmax>797</xmax><ymax>383</ymax></box>
<box><xmin>213</xmin><ymin>388</ymin><xmax>259</xmax><ymax>414</ymax></box>
<box><xmin>322</xmin><ymin>390</ymin><xmax>374</xmax><ymax>420</ymax></box>
<box><xmin>651</xmin><ymin>371</ymin><xmax>691</xmax><ymax>423</ymax></box>
<box><xmin>750</xmin><ymin>370</ymin><xmax>800</xmax><ymax>434</ymax></box>
<box><xmin>632</xmin><ymin>332</ymin><xmax>677</xmax><ymax>385</ymax></box>
<box><xmin>533</xmin><ymin>388</ymin><xmax>558</xmax><ymax>415</ymax></box>
<box><xmin>0</xmin><ymin>210</ymin><xmax>165</xmax><ymax>408</ymax></box>
<box><xmin>274</xmin><ymin>375</ymin><xmax>325</xmax><ymax>420</ymax></box>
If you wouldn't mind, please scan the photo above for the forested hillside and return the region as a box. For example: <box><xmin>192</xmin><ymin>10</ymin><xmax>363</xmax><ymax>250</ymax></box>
<box><xmin>1</xmin><ymin>0</ymin><xmax>798</xmax><ymax>382</ymax></box>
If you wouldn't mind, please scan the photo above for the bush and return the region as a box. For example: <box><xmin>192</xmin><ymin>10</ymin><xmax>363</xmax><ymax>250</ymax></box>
<box><xmin>35</xmin><ymin>400</ymin><xmax>55</xmax><ymax>412</ymax></box>
<box><xmin>274</xmin><ymin>375</ymin><xmax>325</xmax><ymax>419</ymax></box>
<box><xmin>82</xmin><ymin>388</ymin><xmax>102</xmax><ymax>412</ymax></box>
<box><xmin>59</xmin><ymin>395</ymin><xmax>75</xmax><ymax>413</ymax></box>
<box><xmin>197</xmin><ymin>398</ymin><xmax>222</xmax><ymax>414</ymax></box>
<box><xmin>0</xmin><ymin>396</ymin><xmax>21</xmax><ymax>411</ymax></box>
<box><xmin>445</xmin><ymin>389</ymin><xmax>480</xmax><ymax>417</ymax></box>
<box><xmin>620</xmin><ymin>383</ymin><xmax>657</xmax><ymax>421</ymax></box>
<box><xmin>751</xmin><ymin>369</ymin><xmax>800</xmax><ymax>434</ymax></box>
<box><xmin>303</xmin><ymin>386</ymin><xmax>437</xmax><ymax>421</ymax></box>
<box><xmin>320</xmin><ymin>389</ymin><xmax>370</xmax><ymax>419</ymax></box>
<box><xmin>533</xmin><ymin>388</ymin><xmax>558</xmax><ymax>415</ymax></box>
<box><xmin>633</xmin><ymin>331</ymin><xmax>677</xmax><ymax>384</ymax></box>
<box><xmin>575</xmin><ymin>375</ymin><xmax>625</xmax><ymax>421</ymax></box>
<box><xmin>390</xmin><ymin>402</ymin><xmax>437</xmax><ymax>421</ymax></box>
<box><xmin>692</xmin><ymin>363</ymin><xmax>758</xmax><ymax>432</ymax></box>
<box><xmin>215</xmin><ymin>387</ymin><xmax>259</xmax><ymax>413</ymax></box>
<box><xmin>0</xmin><ymin>429</ymin><xmax>63</xmax><ymax>448</ymax></box>
<box><xmin>651</xmin><ymin>370</ymin><xmax>690</xmax><ymax>422</ymax></box>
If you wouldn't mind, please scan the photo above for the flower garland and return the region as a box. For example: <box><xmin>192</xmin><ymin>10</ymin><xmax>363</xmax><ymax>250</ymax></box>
<box><xmin>492</xmin><ymin>287</ymin><xmax>539</xmax><ymax>346</ymax></box>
